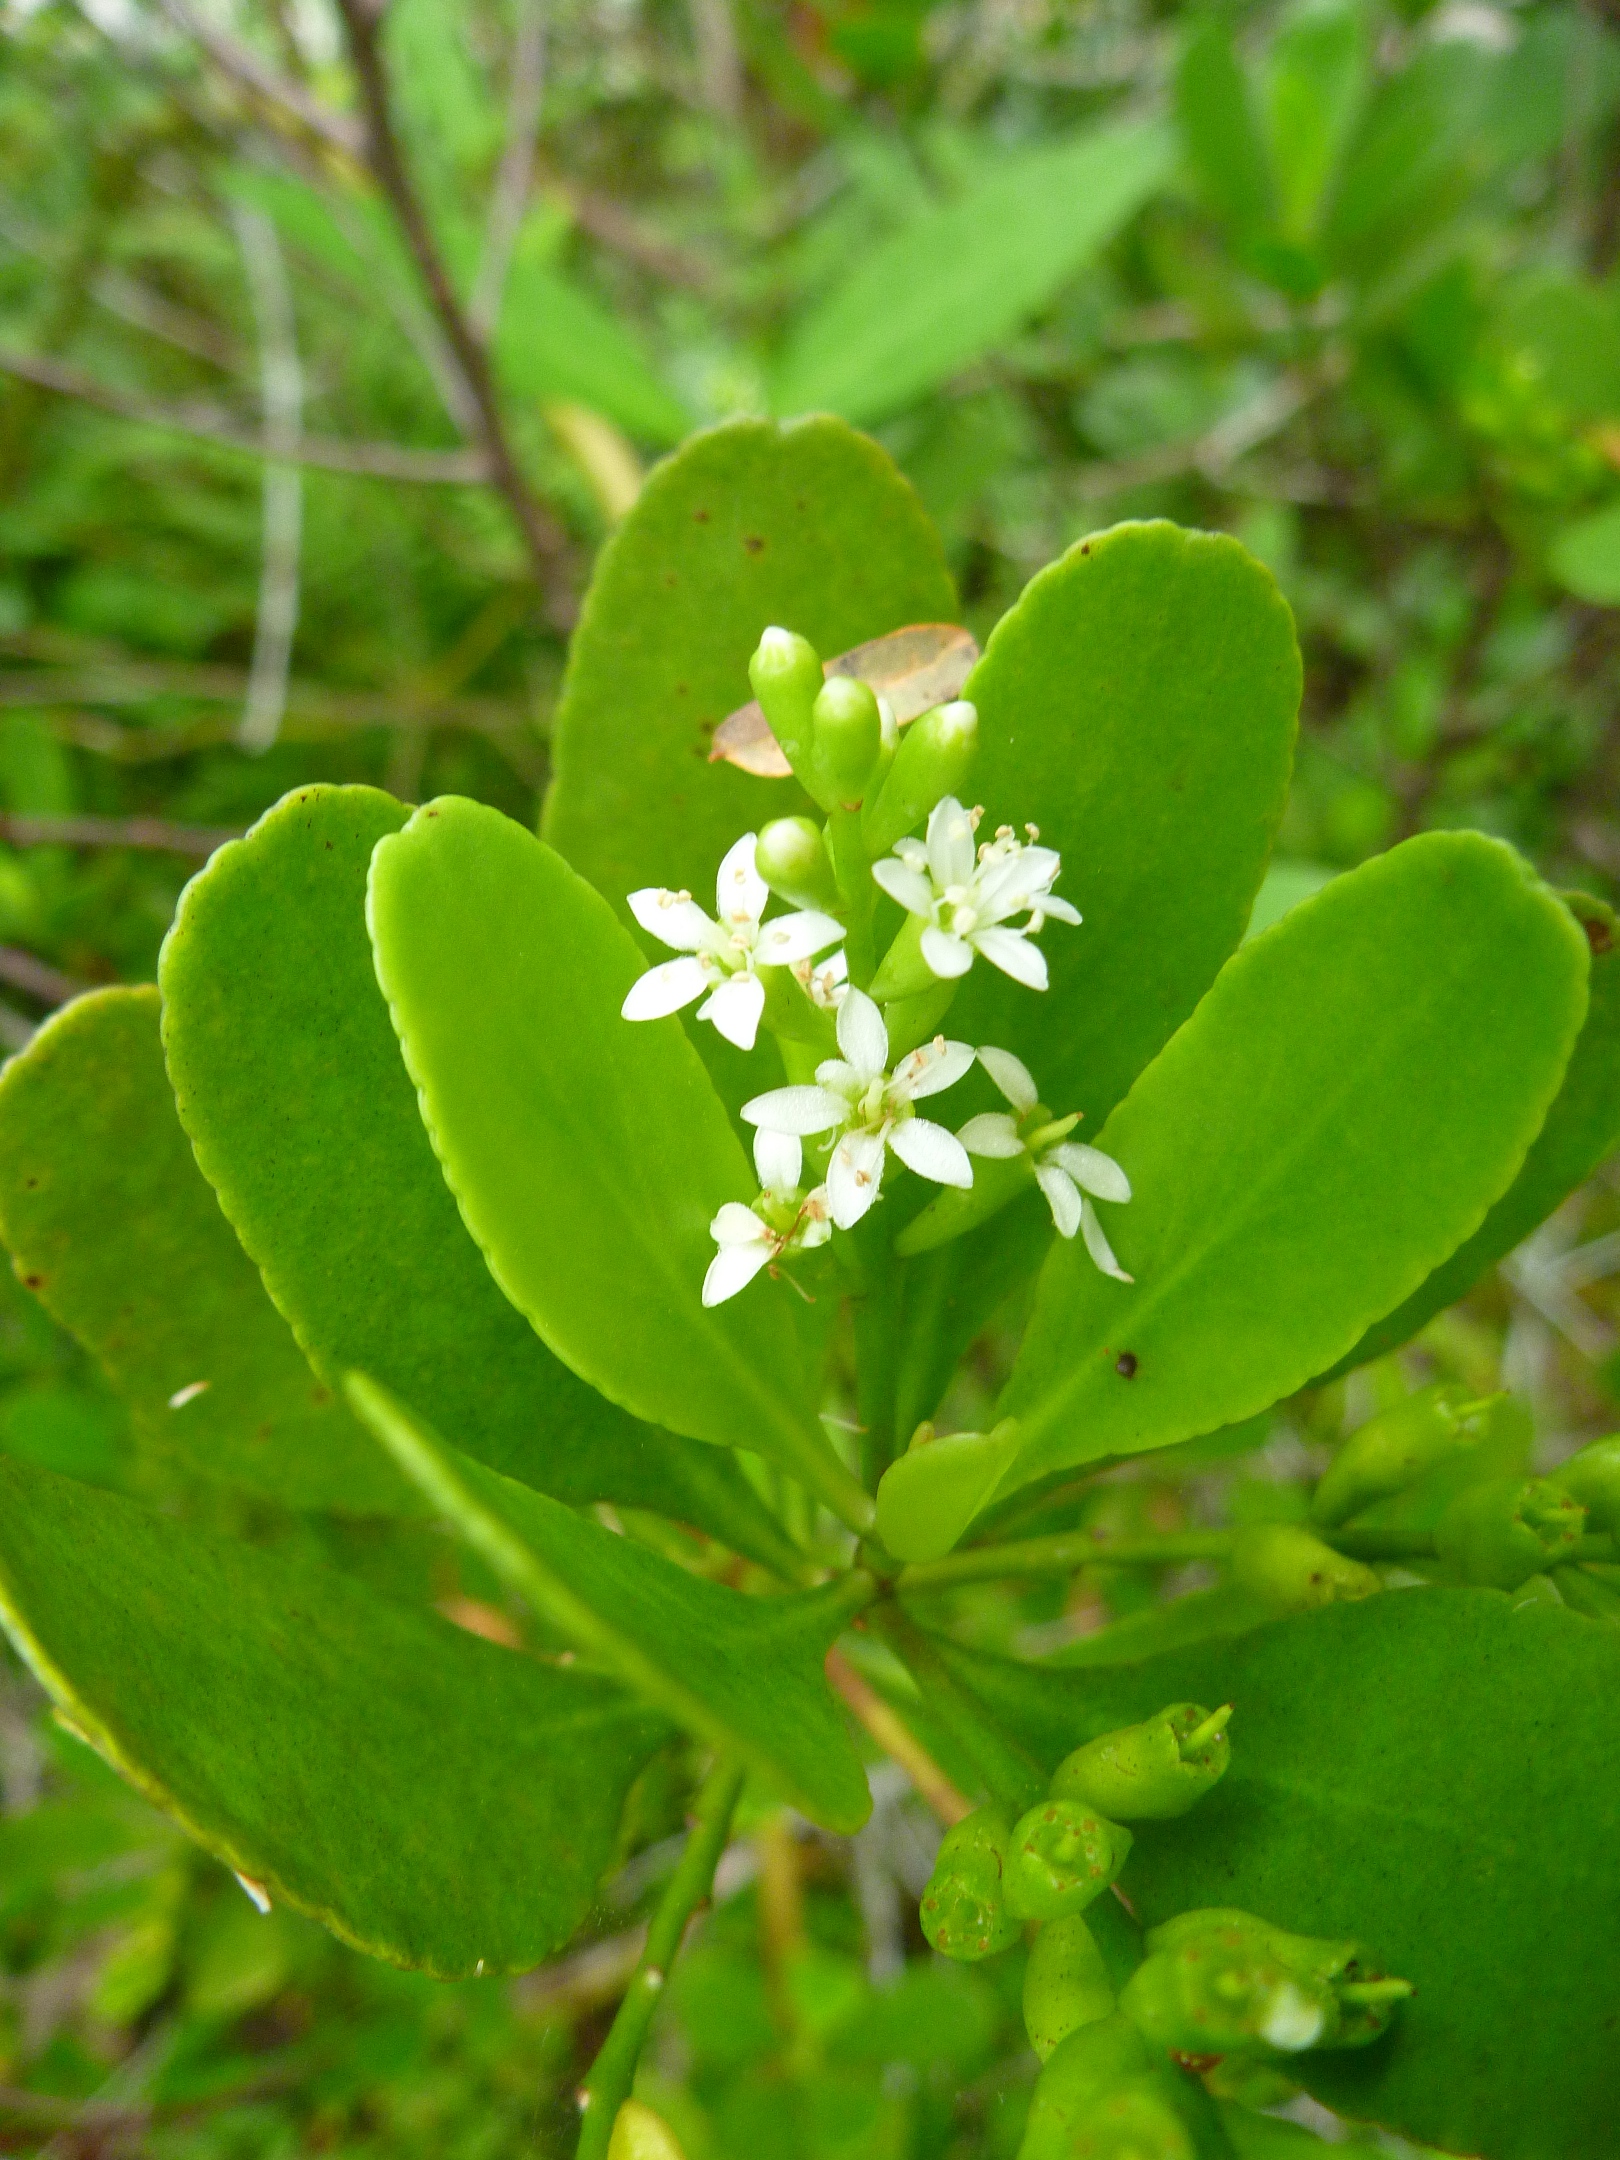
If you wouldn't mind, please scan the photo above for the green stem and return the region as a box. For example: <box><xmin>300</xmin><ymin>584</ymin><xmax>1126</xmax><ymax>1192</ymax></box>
<box><xmin>873</xmin><ymin>1601</ymin><xmax>1046</xmax><ymax>1816</ymax></box>
<box><xmin>575</xmin><ymin>1756</ymin><xmax>745</xmax><ymax>2160</ymax></box>
<box><xmin>826</xmin><ymin>806</ymin><xmax>875</xmax><ymax>985</ymax></box>
<box><xmin>898</xmin><ymin>1528</ymin><xmax>1235</xmax><ymax>1594</ymax></box>
<box><xmin>1322</xmin><ymin>1526</ymin><xmax>1439</xmax><ymax>1561</ymax></box>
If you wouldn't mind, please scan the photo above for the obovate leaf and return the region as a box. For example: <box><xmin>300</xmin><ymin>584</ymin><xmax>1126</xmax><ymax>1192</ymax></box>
<box><xmin>349</xmin><ymin>1377</ymin><xmax>873</xmax><ymax>1833</ymax></box>
<box><xmin>0</xmin><ymin>1452</ymin><xmax>669</xmax><ymax>1976</ymax></box>
<box><xmin>0</xmin><ymin>988</ymin><xmax>408</xmax><ymax>1514</ymax></box>
<box><xmin>771</xmin><ymin>121</ymin><xmax>1172</xmax><ymax>426</ymax></box>
<box><xmin>1330</xmin><ymin>891</ymin><xmax>1620</xmax><ymax>1376</ymax></box>
<box><xmin>1549</xmin><ymin>499</ymin><xmax>1620</xmax><ymax>607</ymax></box>
<box><xmin>366</xmin><ymin>796</ymin><xmax>872</xmax><ymax>1530</ymax></box>
<box><xmin>996</xmin><ymin>833</ymin><xmax>1588</xmax><ymax>1501</ymax></box>
<box><xmin>931</xmin><ymin>1589</ymin><xmax>1620</xmax><ymax>2160</ymax></box>
<box><xmin>159</xmin><ymin>786</ymin><xmax>804</xmax><ymax>1574</ymax></box>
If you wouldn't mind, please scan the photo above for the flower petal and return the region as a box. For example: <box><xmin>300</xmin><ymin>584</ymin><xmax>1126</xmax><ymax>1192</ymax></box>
<box><xmin>741</xmin><ymin>1085</ymin><xmax>847</xmax><ymax>1135</ymax></box>
<box><xmin>698</xmin><ymin>971</ymin><xmax>766</xmax><ymax>1051</ymax></box>
<box><xmin>1040</xmin><ymin>894</ymin><xmax>1082</xmax><ymax>926</ymax></box>
<box><xmin>1081</xmin><ymin>1198</ymin><xmax>1134</xmax><ymax>1283</ymax></box>
<box><xmin>958</xmin><ymin>1112</ymin><xmax>1024</xmax><ymax>1159</ymax></box>
<box><xmin>893</xmin><ymin>1036</ymin><xmax>976</xmax><ymax>1102</ymax></box>
<box><xmin>1050</xmin><ymin>1142</ymin><xmax>1131</xmax><ymax>1203</ymax></box>
<box><xmin>827</xmin><ymin>1128</ymin><xmax>886</xmax><ymax>1229</ymax></box>
<box><xmin>753</xmin><ymin>1128</ymin><xmax>802</xmax><ymax>1191</ymax></box>
<box><xmin>974</xmin><ymin>924</ymin><xmax>1048</xmax><ymax>990</ymax></box>
<box><xmin>976</xmin><ymin>1045</ymin><xmax>1039</xmax><ymax>1113</ymax></box>
<box><xmin>1035</xmin><ymin>1162</ymin><xmax>1082</xmax><ymax>1239</ymax></box>
<box><xmin>926</xmin><ymin>796</ymin><xmax>976</xmax><ymax>890</ymax></box>
<box><xmin>889</xmin><ymin>1116</ymin><xmax>973</xmax><ymax>1188</ymax></box>
<box><xmin>798</xmin><ymin>1189</ymin><xmax>833</xmax><ymax>1248</ymax></box>
<box><xmin>627</xmin><ymin>889</ymin><xmax>717</xmax><ymax>953</ymax></box>
<box><xmin>755</xmin><ymin>909</ymin><xmax>846</xmax><ymax>965</ymax></box>
<box><xmin>836</xmin><ymin>985</ymin><xmax>889</xmax><ymax>1076</ymax></box>
<box><xmin>920</xmin><ymin>925</ymin><xmax>974</xmax><ymax>979</ymax></box>
<box><xmin>703</xmin><ymin>1241</ymin><xmax>773</xmax><ymax>1307</ymax></box>
<box><xmin>621</xmin><ymin>955</ymin><xmax>709</xmax><ymax>1021</ymax></box>
<box><xmin>710</xmin><ymin>1201</ymin><xmax>769</xmax><ymax>1246</ymax></box>
<box><xmin>715</xmin><ymin>833</ymin><xmax>767</xmax><ymax>929</ymax></box>
<box><xmin>976</xmin><ymin>844</ymin><xmax>1063</xmax><ymax>921</ymax></box>
<box><xmin>871</xmin><ymin>857</ymin><xmax>936</xmax><ymax>918</ymax></box>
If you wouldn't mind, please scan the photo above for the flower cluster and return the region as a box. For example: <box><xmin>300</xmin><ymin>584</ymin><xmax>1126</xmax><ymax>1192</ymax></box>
<box><xmin>620</xmin><ymin>626</ymin><xmax>1133</xmax><ymax>1303</ymax></box>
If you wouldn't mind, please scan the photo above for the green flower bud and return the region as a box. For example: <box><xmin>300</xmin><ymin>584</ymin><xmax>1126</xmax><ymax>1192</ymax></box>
<box><xmin>1021</xmin><ymin>2016</ymin><xmax>1198</xmax><ymax>2160</ymax></box>
<box><xmin>1138</xmin><ymin>1910</ymin><xmax>1413</xmax><ymax>2054</ymax></box>
<box><xmin>862</xmin><ymin>698</ymin><xmax>978</xmax><ymax>857</ymax></box>
<box><xmin>919</xmin><ymin>1806</ymin><xmax>1020</xmax><ymax>1961</ymax></box>
<box><xmin>1552</xmin><ymin>1435</ymin><xmax>1620</xmax><ymax>1537</ymax></box>
<box><xmin>1024</xmin><ymin>1913</ymin><xmax>1116</xmax><ymax>2061</ymax></box>
<box><xmin>748</xmin><ymin>626</ymin><xmax>822</xmax><ymax>782</ymax></box>
<box><xmin>1004</xmin><ymin>1798</ymin><xmax>1133</xmax><ymax>1923</ymax></box>
<box><xmin>809</xmin><ymin>674</ymin><xmax>884</xmax><ymax>807</ymax></box>
<box><xmin>754</xmin><ymin>815</ymin><xmax>840</xmax><ymax>914</ymax></box>
<box><xmin>1230</xmin><ymin>1524</ymin><xmax>1382</xmax><ymax>1611</ymax></box>
<box><xmin>608</xmin><ymin>2099</ymin><xmax>686</xmax><ymax>2160</ymax></box>
<box><xmin>1435</xmin><ymin>1475</ymin><xmax>1587</xmax><ymax>1589</ymax></box>
<box><xmin>1312</xmin><ymin>1384</ymin><xmax>1500</xmax><ymax>1528</ymax></box>
<box><xmin>1050</xmin><ymin>1703</ymin><xmax>1232</xmax><ymax>1822</ymax></box>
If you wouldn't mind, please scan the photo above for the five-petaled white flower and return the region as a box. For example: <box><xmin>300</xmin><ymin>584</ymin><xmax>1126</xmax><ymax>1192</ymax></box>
<box><xmin>703</xmin><ymin>1130</ymin><xmax>831</xmax><ymax>1307</ymax></box>
<box><xmin>959</xmin><ymin>1046</ymin><xmax>1133</xmax><ymax>1280</ymax></box>
<box><xmin>871</xmin><ymin>796</ymin><xmax>1080</xmax><ymax>990</ymax></box>
<box><xmin>742</xmin><ymin>988</ymin><xmax>975</xmax><ymax>1230</ymax></box>
<box><xmin>623</xmin><ymin>833</ymin><xmax>845</xmax><ymax>1052</ymax></box>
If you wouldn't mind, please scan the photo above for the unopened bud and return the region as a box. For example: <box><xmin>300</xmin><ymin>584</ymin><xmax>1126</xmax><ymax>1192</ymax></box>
<box><xmin>808</xmin><ymin>675</ymin><xmax>883</xmax><ymax>807</ymax></box>
<box><xmin>1552</xmin><ymin>1435</ymin><xmax>1620</xmax><ymax>1537</ymax></box>
<box><xmin>862</xmin><ymin>699</ymin><xmax>979</xmax><ymax>857</ymax></box>
<box><xmin>1023</xmin><ymin>1913</ymin><xmax>1116</xmax><ymax>2061</ymax></box>
<box><xmin>748</xmin><ymin>626</ymin><xmax>822</xmax><ymax>782</ymax></box>
<box><xmin>919</xmin><ymin>1806</ymin><xmax>1020</xmax><ymax>1961</ymax></box>
<box><xmin>1004</xmin><ymin>1797</ymin><xmax>1132</xmax><ymax>1923</ymax></box>
<box><xmin>755</xmin><ymin>816</ymin><xmax>839</xmax><ymax>914</ymax></box>
<box><xmin>1022</xmin><ymin>2015</ymin><xmax>1198</xmax><ymax>2160</ymax></box>
<box><xmin>1230</xmin><ymin>1523</ymin><xmax>1381</xmax><ymax>1611</ymax></box>
<box><xmin>607</xmin><ymin>2098</ymin><xmax>687</xmax><ymax>2160</ymax></box>
<box><xmin>1435</xmin><ymin>1475</ymin><xmax>1586</xmax><ymax>1589</ymax></box>
<box><xmin>1312</xmin><ymin>1384</ymin><xmax>1501</xmax><ymax>1528</ymax></box>
<box><xmin>1050</xmin><ymin>1702</ymin><xmax>1232</xmax><ymax>1822</ymax></box>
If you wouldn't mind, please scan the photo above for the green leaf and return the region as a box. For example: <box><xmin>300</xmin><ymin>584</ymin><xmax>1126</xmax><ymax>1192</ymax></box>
<box><xmin>1174</xmin><ymin>16</ymin><xmax>1275</xmax><ymax>238</ymax></box>
<box><xmin>495</xmin><ymin>246</ymin><xmax>690</xmax><ymax>446</ymax></box>
<box><xmin>955</xmin><ymin>519</ymin><xmax>1301</xmax><ymax>1144</ymax></box>
<box><xmin>1549</xmin><ymin>499</ymin><xmax>1620</xmax><ymax>607</ymax></box>
<box><xmin>931</xmin><ymin>1589</ymin><xmax>1620</xmax><ymax>2160</ymax></box>
<box><xmin>1330</xmin><ymin>892</ymin><xmax>1620</xmax><ymax>1376</ymax></box>
<box><xmin>159</xmin><ymin>787</ymin><xmax>801</xmax><ymax>1573</ymax></box>
<box><xmin>0</xmin><ymin>1452</ymin><xmax>669</xmax><ymax>1976</ymax></box>
<box><xmin>348</xmin><ymin>1376</ymin><xmax>874</xmax><ymax>1833</ymax></box>
<box><xmin>1323</xmin><ymin>41</ymin><xmax>1497</xmax><ymax>284</ymax></box>
<box><xmin>997</xmin><ymin>833</ymin><xmax>1589</xmax><ymax>1499</ymax></box>
<box><xmin>1217</xmin><ymin>2103</ymin><xmax>1381</xmax><ymax>2158</ymax></box>
<box><xmin>771</xmin><ymin>122</ymin><xmax>1172</xmax><ymax>426</ymax></box>
<box><xmin>1263</xmin><ymin>0</ymin><xmax>1368</xmax><ymax>244</ymax></box>
<box><xmin>543</xmin><ymin>417</ymin><xmax>954</xmax><ymax>949</ymax></box>
<box><xmin>0</xmin><ymin>988</ymin><xmax>408</xmax><ymax>1514</ymax></box>
<box><xmin>1243</xmin><ymin>858</ymin><xmax>1335</xmax><ymax>941</ymax></box>
<box><xmin>366</xmin><ymin>795</ymin><xmax>872</xmax><ymax>1529</ymax></box>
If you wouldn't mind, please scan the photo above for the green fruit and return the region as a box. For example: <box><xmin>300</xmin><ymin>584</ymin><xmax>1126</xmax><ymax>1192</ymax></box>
<box><xmin>1312</xmin><ymin>1384</ymin><xmax>1499</xmax><ymax>1527</ymax></box>
<box><xmin>1436</xmin><ymin>1476</ymin><xmax>1587</xmax><ymax>1589</ymax></box>
<box><xmin>1552</xmin><ymin>1436</ymin><xmax>1620</xmax><ymax>1537</ymax></box>
<box><xmin>1023</xmin><ymin>1913</ymin><xmax>1116</xmax><ymax>2061</ymax></box>
<box><xmin>1005</xmin><ymin>1798</ymin><xmax>1132</xmax><ymax>1922</ymax></box>
<box><xmin>919</xmin><ymin>1806</ymin><xmax>1020</xmax><ymax>1961</ymax></box>
<box><xmin>1050</xmin><ymin>1703</ymin><xmax>1231</xmax><ymax>1822</ymax></box>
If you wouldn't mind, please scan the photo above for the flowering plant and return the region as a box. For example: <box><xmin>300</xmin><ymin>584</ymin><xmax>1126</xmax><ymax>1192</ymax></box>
<box><xmin>0</xmin><ymin>418</ymin><xmax>1613</xmax><ymax>2160</ymax></box>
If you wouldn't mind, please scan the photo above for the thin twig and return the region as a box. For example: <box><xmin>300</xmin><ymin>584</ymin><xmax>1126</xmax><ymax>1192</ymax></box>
<box><xmin>331</xmin><ymin>0</ymin><xmax>573</xmax><ymax>609</ymax></box>
<box><xmin>156</xmin><ymin>0</ymin><xmax>364</xmax><ymax>160</ymax></box>
<box><xmin>0</xmin><ymin>349</ymin><xmax>489</xmax><ymax>482</ymax></box>
<box><xmin>470</xmin><ymin>0</ymin><xmax>547</xmax><ymax>341</ymax></box>
<box><xmin>0</xmin><ymin>948</ymin><xmax>89</xmax><ymax>1007</ymax></box>
<box><xmin>0</xmin><ymin>814</ymin><xmax>241</xmax><ymax>856</ymax></box>
<box><xmin>535</xmin><ymin>165</ymin><xmax>717</xmax><ymax>289</ymax></box>
<box><xmin>898</xmin><ymin>1527</ymin><xmax>1233</xmax><ymax>1594</ymax></box>
<box><xmin>824</xmin><ymin>1647</ymin><xmax>971</xmax><ymax>1825</ymax></box>
<box><xmin>232</xmin><ymin>206</ymin><xmax>303</xmax><ymax>752</ymax></box>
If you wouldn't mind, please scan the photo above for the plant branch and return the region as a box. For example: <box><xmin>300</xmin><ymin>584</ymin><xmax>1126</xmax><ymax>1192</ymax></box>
<box><xmin>824</xmin><ymin>1646</ymin><xmax>971</xmax><ymax>1824</ymax></box>
<box><xmin>0</xmin><ymin>813</ymin><xmax>241</xmax><ymax>856</ymax></box>
<box><xmin>470</xmin><ymin>0</ymin><xmax>546</xmax><ymax>341</ymax></box>
<box><xmin>330</xmin><ymin>0</ymin><xmax>573</xmax><ymax>610</ymax></box>
<box><xmin>0</xmin><ymin>948</ymin><xmax>89</xmax><ymax>1007</ymax></box>
<box><xmin>872</xmin><ymin>1603</ymin><xmax>1045</xmax><ymax>1816</ymax></box>
<box><xmin>0</xmin><ymin>349</ymin><xmax>490</xmax><ymax>481</ymax></box>
<box><xmin>156</xmin><ymin>0</ymin><xmax>365</xmax><ymax>161</ymax></box>
<box><xmin>231</xmin><ymin>204</ymin><xmax>303</xmax><ymax>751</ymax></box>
<box><xmin>898</xmin><ymin>1527</ymin><xmax>1234</xmax><ymax>1595</ymax></box>
<box><xmin>575</xmin><ymin>1755</ymin><xmax>745</xmax><ymax>2160</ymax></box>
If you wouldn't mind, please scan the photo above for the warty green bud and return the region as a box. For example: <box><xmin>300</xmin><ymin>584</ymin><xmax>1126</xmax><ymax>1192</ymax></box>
<box><xmin>862</xmin><ymin>698</ymin><xmax>979</xmax><ymax>857</ymax></box>
<box><xmin>1230</xmin><ymin>1524</ymin><xmax>1382</xmax><ymax>1611</ymax></box>
<box><xmin>1050</xmin><ymin>1703</ymin><xmax>1232</xmax><ymax>1823</ymax></box>
<box><xmin>1551</xmin><ymin>1435</ymin><xmax>1620</xmax><ymax>1537</ymax></box>
<box><xmin>1311</xmin><ymin>1384</ymin><xmax>1501</xmax><ymax>1528</ymax></box>
<box><xmin>919</xmin><ymin>1805</ymin><xmax>1021</xmax><ymax>1961</ymax></box>
<box><xmin>1004</xmin><ymin>1797</ymin><xmax>1133</xmax><ymax>1923</ymax></box>
<box><xmin>1435</xmin><ymin>1475</ymin><xmax>1587</xmax><ymax>1589</ymax></box>
<box><xmin>754</xmin><ymin>816</ymin><xmax>840</xmax><ymax>915</ymax></box>
<box><xmin>748</xmin><ymin>626</ymin><xmax>822</xmax><ymax>783</ymax></box>
<box><xmin>808</xmin><ymin>674</ymin><xmax>884</xmax><ymax>808</ymax></box>
<box><xmin>1023</xmin><ymin>1913</ymin><xmax>1116</xmax><ymax>2061</ymax></box>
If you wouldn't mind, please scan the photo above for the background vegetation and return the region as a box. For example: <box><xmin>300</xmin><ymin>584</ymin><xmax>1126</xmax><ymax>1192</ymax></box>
<box><xmin>0</xmin><ymin>0</ymin><xmax>1617</xmax><ymax>2150</ymax></box>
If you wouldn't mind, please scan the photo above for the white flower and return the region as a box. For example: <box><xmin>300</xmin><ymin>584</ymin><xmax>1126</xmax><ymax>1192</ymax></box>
<box><xmin>793</xmin><ymin>946</ymin><xmax>847</xmax><ymax>1012</ymax></box>
<box><xmin>623</xmin><ymin>834</ymin><xmax>845</xmax><ymax>1052</ymax></box>
<box><xmin>702</xmin><ymin>1130</ymin><xmax>831</xmax><ymax>1307</ymax></box>
<box><xmin>960</xmin><ymin>1046</ymin><xmax>1133</xmax><ymax>1280</ymax></box>
<box><xmin>741</xmin><ymin>988</ymin><xmax>975</xmax><ymax>1230</ymax></box>
<box><xmin>871</xmin><ymin>796</ymin><xmax>1080</xmax><ymax>990</ymax></box>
